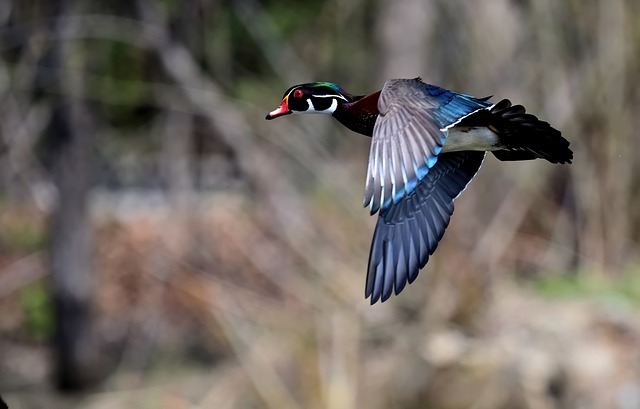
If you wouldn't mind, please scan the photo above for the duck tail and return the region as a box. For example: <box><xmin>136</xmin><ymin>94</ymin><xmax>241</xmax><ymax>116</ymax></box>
<box><xmin>488</xmin><ymin>99</ymin><xmax>573</xmax><ymax>164</ymax></box>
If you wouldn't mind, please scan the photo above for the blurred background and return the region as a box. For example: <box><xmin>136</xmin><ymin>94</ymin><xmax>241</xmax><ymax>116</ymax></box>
<box><xmin>0</xmin><ymin>0</ymin><xmax>639</xmax><ymax>408</ymax></box>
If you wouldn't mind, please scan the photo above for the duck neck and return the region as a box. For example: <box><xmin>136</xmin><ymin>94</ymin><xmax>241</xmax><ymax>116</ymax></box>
<box><xmin>332</xmin><ymin>91</ymin><xmax>381</xmax><ymax>137</ymax></box>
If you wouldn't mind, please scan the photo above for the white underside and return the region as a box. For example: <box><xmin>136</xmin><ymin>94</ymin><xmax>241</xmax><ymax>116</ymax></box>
<box><xmin>442</xmin><ymin>127</ymin><xmax>502</xmax><ymax>153</ymax></box>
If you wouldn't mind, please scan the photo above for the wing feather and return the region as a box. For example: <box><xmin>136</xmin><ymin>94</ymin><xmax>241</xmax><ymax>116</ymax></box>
<box><xmin>365</xmin><ymin>151</ymin><xmax>485</xmax><ymax>304</ymax></box>
<box><xmin>364</xmin><ymin>79</ymin><xmax>491</xmax><ymax>214</ymax></box>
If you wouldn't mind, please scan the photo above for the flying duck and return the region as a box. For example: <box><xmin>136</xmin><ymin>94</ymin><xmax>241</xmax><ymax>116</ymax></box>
<box><xmin>266</xmin><ymin>78</ymin><xmax>572</xmax><ymax>304</ymax></box>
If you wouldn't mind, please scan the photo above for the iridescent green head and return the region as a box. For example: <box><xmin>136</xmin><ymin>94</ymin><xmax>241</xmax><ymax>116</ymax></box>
<box><xmin>265</xmin><ymin>82</ymin><xmax>354</xmax><ymax>120</ymax></box>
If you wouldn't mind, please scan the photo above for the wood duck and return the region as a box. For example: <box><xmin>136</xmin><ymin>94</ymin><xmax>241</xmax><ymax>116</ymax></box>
<box><xmin>266</xmin><ymin>78</ymin><xmax>572</xmax><ymax>304</ymax></box>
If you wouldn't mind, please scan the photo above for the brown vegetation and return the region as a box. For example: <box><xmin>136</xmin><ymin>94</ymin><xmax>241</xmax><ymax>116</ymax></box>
<box><xmin>0</xmin><ymin>0</ymin><xmax>639</xmax><ymax>408</ymax></box>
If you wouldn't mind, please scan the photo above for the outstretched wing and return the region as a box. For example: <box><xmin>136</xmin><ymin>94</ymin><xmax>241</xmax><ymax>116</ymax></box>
<box><xmin>365</xmin><ymin>151</ymin><xmax>485</xmax><ymax>304</ymax></box>
<box><xmin>364</xmin><ymin>78</ymin><xmax>491</xmax><ymax>214</ymax></box>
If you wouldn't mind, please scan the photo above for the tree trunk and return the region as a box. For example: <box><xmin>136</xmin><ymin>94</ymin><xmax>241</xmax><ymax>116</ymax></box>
<box><xmin>45</xmin><ymin>0</ymin><xmax>101</xmax><ymax>391</ymax></box>
<box><xmin>375</xmin><ymin>0</ymin><xmax>433</xmax><ymax>82</ymax></box>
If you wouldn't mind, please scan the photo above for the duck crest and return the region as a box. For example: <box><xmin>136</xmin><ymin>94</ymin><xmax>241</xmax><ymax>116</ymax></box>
<box><xmin>315</xmin><ymin>82</ymin><xmax>352</xmax><ymax>99</ymax></box>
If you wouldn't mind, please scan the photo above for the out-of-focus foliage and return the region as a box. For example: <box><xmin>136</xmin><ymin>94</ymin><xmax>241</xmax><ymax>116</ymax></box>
<box><xmin>20</xmin><ymin>281</ymin><xmax>54</xmax><ymax>341</ymax></box>
<box><xmin>1</xmin><ymin>0</ymin><xmax>640</xmax><ymax>408</ymax></box>
<box><xmin>535</xmin><ymin>270</ymin><xmax>640</xmax><ymax>307</ymax></box>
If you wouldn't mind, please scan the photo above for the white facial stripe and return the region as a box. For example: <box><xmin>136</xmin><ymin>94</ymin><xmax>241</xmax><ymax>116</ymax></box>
<box><xmin>313</xmin><ymin>94</ymin><xmax>348</xmax><ymax>101</ymax></box>
<box><xmin>286</xmin><ymin>90</ymin><xmax>347</xmax><ymax>102</ymax></box>
<box><xmin>299</xmin><ymin>97</ymin><xmax>338</xmax><ymax>115</ymax></box>
<box><xmin>292</xmin><ymin>98</ymin><xmax>313</xmax><ymax>115</ymax></box>
<box><xmin>324</xmin><ymin>98</ymin><xmax>338</xmax><ymax>113</ymax></box>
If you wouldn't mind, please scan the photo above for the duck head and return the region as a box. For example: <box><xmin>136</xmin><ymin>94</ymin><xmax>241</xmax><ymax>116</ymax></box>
<box><xmin>265</xmin><ymin>82</ymin><xmax>354</xmax><ymax>120</ymax></box>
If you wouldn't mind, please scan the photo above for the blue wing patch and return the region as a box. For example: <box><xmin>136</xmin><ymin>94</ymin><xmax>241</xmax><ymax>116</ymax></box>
<box><xmin>422</xmin><ymin>84</ymin><xmax>493</xmax><ymax>130</ymax></box>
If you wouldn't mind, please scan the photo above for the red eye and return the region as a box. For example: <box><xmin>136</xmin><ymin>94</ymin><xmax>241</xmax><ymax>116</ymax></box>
<box><xmin>293</xmin><ymin>89</ymin><xmax>303</xmax><ymax>98</ymax></box>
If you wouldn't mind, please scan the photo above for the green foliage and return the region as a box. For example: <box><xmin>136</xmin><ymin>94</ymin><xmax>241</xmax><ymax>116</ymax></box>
<box><xmin>20</xmin><ymin>281</ymin><xmax>54</xmax><ymax>341</ymax></box>
<box><xmin>534</xmin><ymin>270</ymin><xmax>640</xmax><ymax>309</ymax></box>
<box><xmin>2</xmin><ymin>224</ymin><xmax>47</xmax><ymax>253</ymax></box>
<box><xmin>97</xmin><ymin>40</ymin><xmax>153</xmax><ymax>127</ymax></box>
